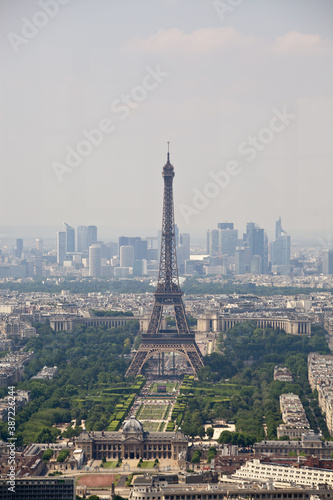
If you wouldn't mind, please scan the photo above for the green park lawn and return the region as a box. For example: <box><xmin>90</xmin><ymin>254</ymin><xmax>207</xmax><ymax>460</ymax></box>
<box><xmin>137</xmin><ymin>403</ymin><xmax>169</xmax><ymax>420</ymax></box>
<box><xmin>101</xmin><ymin>461</ymin><xmax>119</xmax><ymax>469</ymax></box>
<box><xmin>142</xmin><ymin>421</ymin><xmax>160</xmax><ymax>431</ymax></box>
<box><xmin>138</xmin><ymin>461</ymin><xmax>157</xmax><ymax>469</ymax></box>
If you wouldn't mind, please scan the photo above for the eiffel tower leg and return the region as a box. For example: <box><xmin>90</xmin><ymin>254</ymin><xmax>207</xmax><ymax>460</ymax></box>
<box><xmin>147</xmin><ymin>303</ymin><xmax>163</xmax><ymax>334</ymax></box>
<box><xmin>183</xmin><ymin>344</ymin><xmax>204</xmax><ymax>375</ymax></box>
<box><xmin>174</xmin><ymin>303</ymin><xmax>190</xmax><ymax>334</ymax></box>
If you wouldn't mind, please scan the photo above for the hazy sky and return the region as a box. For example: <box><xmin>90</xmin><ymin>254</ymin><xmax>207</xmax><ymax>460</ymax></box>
<box><xmin>0</xmin><ymin>0</ymin><xmax>332</xmax><ymax>241</ymax></box>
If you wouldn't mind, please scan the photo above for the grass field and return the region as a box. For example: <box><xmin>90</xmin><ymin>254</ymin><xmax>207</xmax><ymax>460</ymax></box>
<box><xmin>101</xmin><ymin>461</ymin><xmax>119</xmax><ymax>469</ymax></box>
<box><xmin>142</xmin><ymin>421</ymin><xmax>160</xmax><ymax>431</ymax></box>
<box><xmin>149</xmin><ymin>382</ymin><xmax>179</xmax><ymax>394</ymax></box>
<box><xmin>138</xmin><ymin>461</ymin><xmax>157</xmax><ymax>469</ymax></box>
<box><xmin>137</xmin><ymin>403</ymin><xmax>169</xmax><ymax>420</ymax></box>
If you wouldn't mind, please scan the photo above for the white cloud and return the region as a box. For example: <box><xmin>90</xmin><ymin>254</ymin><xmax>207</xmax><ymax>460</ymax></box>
<box><xmin>124</xmin><ymin>27</ymin><xmax>255</xmax><ymax>55</ymax></box>
<box><xmin>272</xmin><ymin>31</ymin><xmax>333</xmax><ymax>56</ymax></box>
<box><xmin>125</xmin><ymin>26</ymin><xmax>333</xmax><ymax>58</ymax></box>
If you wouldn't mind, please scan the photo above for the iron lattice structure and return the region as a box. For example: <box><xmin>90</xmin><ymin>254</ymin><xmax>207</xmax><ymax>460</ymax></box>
<box><xmin>125</xmin><ymin>151</ymin><xmax>204</xmax><ymax>377</ymax></box>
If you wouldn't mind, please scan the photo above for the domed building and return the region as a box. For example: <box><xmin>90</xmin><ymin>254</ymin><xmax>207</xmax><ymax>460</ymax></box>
<box><xmin>123</xmin><ymin>416</ymin><xmax>144</xmax><ymax>433</ymax></box>
<box><xmin>76</xmin><ymin>416</ymin><xmax>188</xmax><ymax>462</ymax></box>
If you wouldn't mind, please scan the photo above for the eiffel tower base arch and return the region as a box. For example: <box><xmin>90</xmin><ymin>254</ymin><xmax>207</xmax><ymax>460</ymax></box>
<box><xmin>125</xmin><ymin>334</ymin><xmax>204</xmax><ymax>377</ymax></box>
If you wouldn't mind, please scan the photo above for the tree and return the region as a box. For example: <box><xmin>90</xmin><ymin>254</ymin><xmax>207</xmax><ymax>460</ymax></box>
<box><xmin>57</xmin><ymin>449</ymin><xmax>70</xmax><ymax>463</ymax></box>
<box><xmin>123</xmin><ymin>338</ymin><xmax>131</xmax><ymax>354</ymax></box>
<box><xmin>42</xmin><ymin>449</ymin><xmax>54</xmax><ymax>462</ymax></box>
<box><xmin>191</xmin><ymin>450</ymin><xmax>201</xmax><ymax>463</ymax></box>
<box><xmin>206</xmin><ymin>427</ymin><xmax>214</xmax><ymax>439</ymax></box>
<box><xmin>207</xmin><ymin>447</ymin><xmax>216</xmax><ymax>463</ymax></box>
<box><xmin>36</xmin><ymin>427</ymin><xmax>55</xmax><ymax>444</ymax></box>
<box><xmin>197</xmin><ymin>426</ymin><xmax>206</xmax><ymax>439</ymax></box>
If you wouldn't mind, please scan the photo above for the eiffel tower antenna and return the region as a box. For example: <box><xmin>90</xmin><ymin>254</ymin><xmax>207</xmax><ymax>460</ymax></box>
<box><xmin>125</xmin><ymin>151</ymin><xmax>204</xmax><ymax>377</ymax></box>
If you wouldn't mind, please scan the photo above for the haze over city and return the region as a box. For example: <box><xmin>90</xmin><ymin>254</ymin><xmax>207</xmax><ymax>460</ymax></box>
<box><xmin>0</xmin><ymin>0</ymin><xmax>332</xmax><ymax>241</ymax></box>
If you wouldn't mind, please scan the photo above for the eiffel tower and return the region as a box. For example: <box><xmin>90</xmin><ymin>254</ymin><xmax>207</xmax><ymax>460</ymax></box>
<box><xmin>125</xmin><ymin>147</ymin><xmax>204</xmax><ymax>377</ymax></box>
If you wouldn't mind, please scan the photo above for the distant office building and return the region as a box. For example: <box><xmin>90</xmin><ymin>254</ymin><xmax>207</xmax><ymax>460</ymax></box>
<box><xmin>106</xmin><ymin>242</ymin><xmax>118</xmax><ymax>260</ymax></box>
<box><xmin>207</xmin><ymin>229</ymin><xmax>219</xmax><ymax>256</ymax></box>
<box><xmin>177</xmin><ymin>233</ymin><xmax>190</xmax><ymax>271</ymax></box>
<box><xmin>271</xmin><ymin>218</ymin><xmax>291</xmax><ymax>267</ymax></box>
<box><xmin>133</xmin><ymin>259</ymin><xmax>147</xmax><ymax>277</ymax></box>
<box><xmin>235</xmin><ymin>247</ymin><xmax>246</xmax><ymax>274</ymax></box>
<box><xmin>77</xmin><ymin>225</ymin><xmax>88</xmax><ymax>252</ymax></box>
<box><xmin>147</xmin><ymin>248</ymin><xmax>158</xmax><ymax>261</ymax></box>
<box><xmin>174</xmin><ymin>223</ymin><xmax>179</xmax><ymax>246</ymax></box>
<box><xmin>57</xmin><ymin>232</ymin><xmax>66</xmax><ymax>265</ymax></box>
<box><xmin>77</xmin><ymin>225</ymin><xmax>97</xmax><ymax>252</ymax></box>
<box><xmin>219</xmin><ymin>228</ymin><xmax>238</xmax><ymax>257</ymax></box>
<box><xmin>120</xmin><ymin>245</ymin><xmax>134</xmax><ymax>268</ymax></box>
<box><xmin>185</xmin><ymin>259</ymin><xmax>204</xmax><ymax>276</ymax></box>
<box><xmin>9</xmin><ymin>264</ymin><xmax>27</xmax><ymax>278</ymax></box>
<box><xmin>64</xmin><ymin>222</ymin><xmax>75</xmax><ymax>252</ymax></box>
<box><xmin>89</xmin><ymin>244</ymin><xmax>101</xmax><ymax>277</ymax></box>
<box><xmin>15</xmin><ymin>238</ymin><xmax>23</xmax><ymax>258</ymax></box>
<box><xmin>245</xmin><ymin>222</ymin><xmax>265</xmax><ymax>273</ymax></box>
<box><xmin>176</xmin><ymin>245</ymin><xmax>187</xmax><ymax>272</ymax></box>
<box><xmin>322</xmin><ymin>249</ymin><xmax>333</xmax><ymax>275</ymax></box>
<box><xmin>35</xmin><ymin>254</ymin><xmax>43</xmax><ymax>277</ymax></box>
<box><xmin>96</xmin><ymin>241</ymin><xmax>107</xmax><ymax>259</ymax></box>
<box><xmin>177</xmin><ymin>233</ymin><xmax>191</xmax><ymax>264</ymax></box>
<box><xmin>88</xmin><ymin>225</ymin><xmax>97</xmax><ymax>246</ymax></box>
<box><xmin>119</xmin><ymin>237</ymin><xmax>147</xmax><ymax>260</ymax></box>
<box><xmin>276</xmin><ymin>216</ymin><xmax>283</xmax><ymax>239</ymax></box>
<box><xmin>180</xmin><ymin>233</ymin><xmax>190</xmax><ymax>260</ymax></box>
<box><xmin>217</xmin><ymin>222</ymin><xmax>234</xmax><ymax>230</ymax></box>
<box><xmin>114</xmin><ymin>267</ymin><xmax>130</xmax><ymax>277</ymax></box>
<box><xmin>36</xmin><ymin>238</ymin><xmax>43</xmax><ymax>251</ymax></box>
<box><xmin>251</xmin><ymin>255</ymin><xmax>262</xmax><ymax>274</ymax></box>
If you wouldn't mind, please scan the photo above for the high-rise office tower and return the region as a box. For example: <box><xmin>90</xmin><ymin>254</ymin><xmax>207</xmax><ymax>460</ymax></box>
<box><xmin>119</xmin><ymin>237</ymin><xmax>147</xmax><ymax>260</ymax></box>
<box><xmin>276</xmin><ymin>216</ymin><xmax>283</xmax><ymax>239</ymax></box>
<box><xmin>77</xmin><ymin>226</ymin><xmax>88</xmax><ymax>252</ymax></box>
<box><xmin>217</xmin><ymin>222</ymin><xmax>234</xmax><ymax>230</ymax></box>
<box><xmin>207</xmin><ymin>229</ymin><xmax>219</xmax><ymax>256</ymax></box>
<box><xmin>174</xmin><ymin>224</ymin><xmax>179</xmax><ymax>247</ymax></box>
<box><xmin>245</xmin><ymin>222</ymin><xmax>265</xmax><ymax>273</ymax></box>
<box><xmin>77</xmin><ymin>225</ymin><xmax>97</xmax><ymax>252</ymax></box>
<box><xmin>322</xmin><ymin>249</ymin><xmax>333</xmax><ymax>275</ymax></box>
<box><xmin>120</xmin><ymin>245</ymin><xmax>134</xmax><ymax>267</ymax></box>
<box><xmin>15</xmin><ymin>238</ymin><xmax>23</xmax><ymax>258</ymax></box>
<box><xmin>64</xmin><ymin>223</ymin><xmax>75</xmax><ymax>252</ymax></box>
<box><xmin>88</xmin><ymin>225</ymin><xmax>97</xmax><ymax>247</ymax></box>
<box><xmin>106</xmin><ymin>242</ymin><xmax>118</xmax><ymax>260</ymax></box>
<box><xmin>179</xmin><ymin>233</ymin><xmax>190</xmax><ymax>261</ymax></box>
<box><xmin>89</xmin><ymin>244</ymin><xmax>101</xmax><ymax>277</ymax></box>
<box><xmin>235</xmin><ymin>247</ymin><xmax>246</xmax><ymax>274</ymax></box>
<box><xmin>36</xmin><ymin>238</ymin><xmax>43</xmax><ymax>251</ymax></box>
<box><xmin>219</xmin><ymin>228</ymin><xmax>238</xmax><ymax>257</ymax></box>
<box><xmin>133</xmin><ymin>259</ymin><xmax>147</xmax><ymax>277</ymax></box>
<box><xmin>251</xmin><ymin>254</ymin><xmax>262</xmax><ymax>274</ymax></box>
<box><xmin>271</xmin><ymin>218</ymin><xmax>291</xmax><ymax>267</ymax></box>
<box><xmin>57</xmin><ymin>232</ymin><xmax>66</xmax><ymax>265</ymax></box>
<box><xmin>35</xmin><ymin>254</ymin><xmax>43</xmax><ymax>277</ymax></box>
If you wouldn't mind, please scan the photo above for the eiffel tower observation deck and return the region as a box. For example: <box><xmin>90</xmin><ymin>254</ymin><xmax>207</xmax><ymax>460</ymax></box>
<box><xmin>125</xmin><ymin>147</ymin><xmax>204</xmax><ymax>377</ymax></box>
